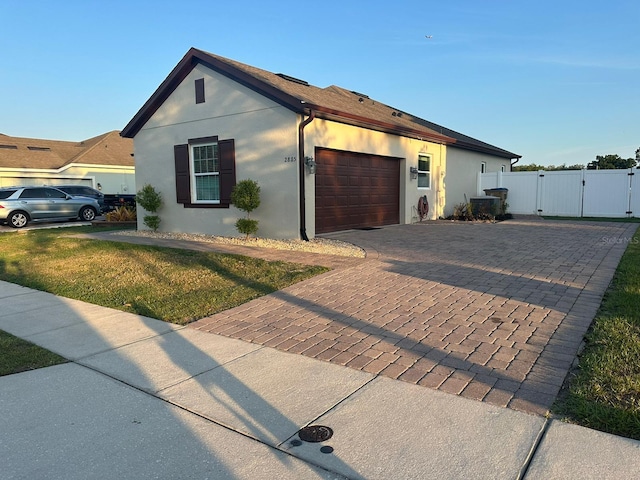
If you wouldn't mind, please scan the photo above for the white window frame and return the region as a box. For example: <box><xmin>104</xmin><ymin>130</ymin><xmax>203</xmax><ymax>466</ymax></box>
<box><xmin>501</xmin><ymin>165</ymin><xmax>506</xmax><ymax>172</ymax></box>
<box><xmin>191</xmin><ymin>142</ymin><xmax>221</xmax><ymax>204</ymax></box>
<box><xmin>417</xmin><ymin>154</ymin><xmax>431</xmax><ymax>189</ymax></box>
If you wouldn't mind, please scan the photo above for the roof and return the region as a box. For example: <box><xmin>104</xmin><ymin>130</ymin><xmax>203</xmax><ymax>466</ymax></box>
<box><xmin>121</xmin><ymin>48</ymin><xmax>520</xmax><ymax>159</ymax></box>
<box><xmin>0</xmin><ymin>131</ymin><xmax>134</xmax><ymax>170</ymax></box>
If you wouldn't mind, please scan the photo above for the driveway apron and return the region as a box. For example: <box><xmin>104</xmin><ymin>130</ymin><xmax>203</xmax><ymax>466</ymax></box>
<box><xmin>191</xmin><ymin>219</ymin><xmax>638</xmax><ymax>415</ymax></box>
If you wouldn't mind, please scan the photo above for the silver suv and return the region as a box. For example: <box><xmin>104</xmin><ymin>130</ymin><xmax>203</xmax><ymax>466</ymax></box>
<box><xmin>0</xmin><ymin>186</ymin><xmax>100</xmax><ymax>228</ymax></box>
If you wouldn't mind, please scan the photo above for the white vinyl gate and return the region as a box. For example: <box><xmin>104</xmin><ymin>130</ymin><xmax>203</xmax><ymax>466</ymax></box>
<box><xmin>479</xmin><ymin>168</ymin><xmax>638</xmax><ymax>217</ymax></box>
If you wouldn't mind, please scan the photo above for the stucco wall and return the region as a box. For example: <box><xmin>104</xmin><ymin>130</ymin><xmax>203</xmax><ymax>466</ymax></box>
<box><xmin>132</xmin><ymin>62</ymin><xmax>513</xmax><ymax>238</ymax></box>
<box><xmin>443</xmin><ymin>147</ymin><xmax>510</xmax><ymax>217</ymax></box>
<box><xmin>134</xmin><ymin>64</ymin><xmax>300</xmax><ymax>239</ymax></box>
<box><xmin>0</xmin><ymin>165</ymin><xmax>134</xmax><ymax>194</ymax></box>
<box><xmin>303</xmin><ymin>119</ymin><xmax>446</xmax><ymax>237</ymax></box>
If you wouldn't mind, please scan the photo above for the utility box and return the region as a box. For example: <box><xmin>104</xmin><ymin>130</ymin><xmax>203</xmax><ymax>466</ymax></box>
<box><xmin>470</xmin><ymin>196</ymin><xmax>501</xmax><ymax>216</ymax></box>
<box><xmin>483</xmin><ymin>188</ymin><xmax>508</xmax><ymax>214</ymax></box>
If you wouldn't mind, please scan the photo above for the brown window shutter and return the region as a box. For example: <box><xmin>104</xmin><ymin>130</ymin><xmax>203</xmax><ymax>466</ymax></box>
<box><xmin>218</xmin><ymin>139</ymin><xmax>236</xmax><ymax>205</ymax></box>
<box><xmin>195</xmin><ymin>78</ymin><xmax>205</xmax><ymax>104</ymax></box>
<box><xmin>174</xmin><ymin>144</ymin><xmax>190</xmax><ymax>203</ymax></box>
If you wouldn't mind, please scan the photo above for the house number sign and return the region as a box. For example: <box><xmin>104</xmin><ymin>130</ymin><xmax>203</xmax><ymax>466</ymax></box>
<box><xmin>284</xmin><ymin>156</ymin><xmax>297</xmax><ymax>163</ymax></box>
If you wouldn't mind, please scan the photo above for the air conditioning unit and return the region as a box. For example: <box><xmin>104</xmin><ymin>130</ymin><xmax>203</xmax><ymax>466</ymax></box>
<box><xmin>470</xmin><ymin>196</ymin><xmax>500</xmax><ymax>216</ymax></box>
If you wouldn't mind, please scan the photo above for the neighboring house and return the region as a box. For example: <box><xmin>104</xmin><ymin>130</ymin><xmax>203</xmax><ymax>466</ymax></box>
<box><xmin>121</xmin><ymin>48</ymin><xmax>519</xmax><ymax>239</ymax></box>
<box><xmin>0</xmin><ymin>131</ymin><xmax>135</xmax><ymax>195</ymax></box>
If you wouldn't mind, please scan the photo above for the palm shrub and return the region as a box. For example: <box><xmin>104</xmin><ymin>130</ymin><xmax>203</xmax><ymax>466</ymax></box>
<box><xmin>105</xmin><ymin>205</ymin><xmax>136</xmax><ymax>222</ymax></box>
<box><xmin>136</xmin><ymin>184</ymin><xmax>163</xmax><ymax>231</ymax></box>
<box><xmin>231</xmin><ymin>179</ymin><xmax>260</xmax><ymax>239</ymax></box>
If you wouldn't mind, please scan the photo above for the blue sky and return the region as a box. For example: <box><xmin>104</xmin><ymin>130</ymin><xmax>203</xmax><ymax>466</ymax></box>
<box><xmin>1</xmin><ymin>0</ymin><xmax>638</xmax><ymax>166</ymax></box>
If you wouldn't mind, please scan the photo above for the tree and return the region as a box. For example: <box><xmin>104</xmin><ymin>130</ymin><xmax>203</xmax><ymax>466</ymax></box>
<box><xmin>136</xmin><ymin>184</ymin><xmax>163</xmax><ymax>231</ymax></box>
<box><xmin>230</xmin><ymin>179</ymin><xmax>260</xmax><ymax>238</ymax></box>
<box><xmin>588</xmin><ymin>154</ymin><xmax>637</xmax><ymax>170</ymax></box>
<box><xmin>513</xmin><ymin>163</ymin><xmax>584</xmax><ymax>171</ymax></box>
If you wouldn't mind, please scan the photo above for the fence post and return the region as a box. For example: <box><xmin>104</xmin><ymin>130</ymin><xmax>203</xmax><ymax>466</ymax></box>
<box><xmin>536</xmin><ymin>170</ymin><xmax>544</xmax><ymax>215</ymax></box>
<box><xmin>580</xmin><ymin>169</ymin><xmax>585</xmax><ymax>217</ymax></box>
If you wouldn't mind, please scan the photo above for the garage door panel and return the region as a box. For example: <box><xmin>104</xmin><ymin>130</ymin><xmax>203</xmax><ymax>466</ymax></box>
<box><xmin>315</xmin><ymin>148</ymin><xmax>400</xmax><ymax>234</ymax></box>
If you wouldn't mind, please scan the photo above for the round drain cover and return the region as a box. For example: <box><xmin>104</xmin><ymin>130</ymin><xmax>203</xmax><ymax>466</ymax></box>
<box><xmin>298</xmin><ymin>425</ymin><xmax>333</xmax><ymax>443</ymax></box>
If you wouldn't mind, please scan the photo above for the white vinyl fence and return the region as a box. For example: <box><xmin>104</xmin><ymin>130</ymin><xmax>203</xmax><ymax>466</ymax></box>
<box><xmin>479</xmin><ymin>168</ymin><xmax>639</xmax><ymax>217</ymax></box>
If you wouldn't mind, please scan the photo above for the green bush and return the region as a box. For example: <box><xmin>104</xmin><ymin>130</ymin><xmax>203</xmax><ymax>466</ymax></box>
<box><xmin>143</xmin><ymin>215</ymin><xmax>161</xmax><ymax>232</ymax></box>
<box><xmin>136</xmin><ymin>184</ymin><xmax>163</xmax><ymax>231</ymax></box>
<box><xmin>231</xmin><ymin>180</ymin><xmax>260</xmax><ymax>238</ymax></box>
<box><xmin>231</xmin><ymin>179</ymin><xmax>260</xmax><ymax>213</ymax></box>
<box><xmin>235</xmin><ymin>218</ymin><xmax>259</xmax><ymax>238</ymax></box>
<box><xmin>136</xmin><ymin>184</ymin><xmax>163</xmax><ymax>213</ymax></box>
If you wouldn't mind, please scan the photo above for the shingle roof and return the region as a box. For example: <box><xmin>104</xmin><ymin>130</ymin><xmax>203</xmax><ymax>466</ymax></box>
<box><xmin>121</xmin><ymin>48</ymin><xmax>520</xmax><ymax>159</ymax></box>
<box><xmin>0</xmin><ymin>131</ymin><xmax>134</xmax><ymax>170</ymax></box>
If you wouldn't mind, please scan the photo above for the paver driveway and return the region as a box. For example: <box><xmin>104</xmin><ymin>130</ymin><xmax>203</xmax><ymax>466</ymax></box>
<box><xmin>191</xmin><ymin>218</ymin><xmax>638</xmax><ymax>415</ymax></box>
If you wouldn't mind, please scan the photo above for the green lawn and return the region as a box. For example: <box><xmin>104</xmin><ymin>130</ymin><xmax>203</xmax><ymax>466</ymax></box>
<box><xmin>0</xmin><ymin>227</ymin><xmax>329</xmax><ymax>325</ymax></box>
<box><xmin>0</xmin><ymin>330</ymin><xmax>67</xmax><ymax>376</ymax></box>
<box><xmin>553</xmin><ymin>229</ymin><xmax>640</xmax><ymax>440</ymax></box>
<box><xmin>542</xmin><ymin>216</ymin><xmax>640</xmax><ymax>223</ymax></box>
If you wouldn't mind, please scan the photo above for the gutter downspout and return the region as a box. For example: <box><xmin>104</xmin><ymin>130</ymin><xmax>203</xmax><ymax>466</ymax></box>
<box><xmin>298</xmin><ymin>110</ymin><xmax>315</xmax><ymax>241</ymax></box>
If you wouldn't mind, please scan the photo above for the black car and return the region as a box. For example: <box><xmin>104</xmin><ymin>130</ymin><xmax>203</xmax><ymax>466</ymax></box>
<box><xmin>55</xmin><ymin>185</ymin><xmax>106</xmax><ymax>213</ymax></box>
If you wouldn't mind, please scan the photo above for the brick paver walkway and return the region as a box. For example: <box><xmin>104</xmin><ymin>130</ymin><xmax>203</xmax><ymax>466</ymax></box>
<box><xmin>189</xmin><ymin>219</ymin><xmax>638</xmax><ymax>415</ymax></box>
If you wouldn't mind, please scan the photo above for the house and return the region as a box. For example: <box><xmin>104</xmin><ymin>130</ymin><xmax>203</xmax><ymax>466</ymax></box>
<box><xmin>121</xmin><ymin>48</ymin><xmax>519</xmax><ymax>239</ymax></box>
<box><xmin>0</xmin><ymin>131</ymin><xmax>135</xmax><ymax>194</ymax></box>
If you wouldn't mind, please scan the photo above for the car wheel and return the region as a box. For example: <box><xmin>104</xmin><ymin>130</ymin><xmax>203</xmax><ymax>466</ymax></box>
<box><xmin>80</xmin><ymin>206</ymin><xmax>97</xmax><ymax>222</ymax></box>
<box><xmin>9</xmin><ymin>211</ymin><xmax>28</xmax><ymax>228</ymax></box>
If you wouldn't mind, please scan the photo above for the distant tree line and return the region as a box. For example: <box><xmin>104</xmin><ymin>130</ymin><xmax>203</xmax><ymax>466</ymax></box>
<box><xmin>513</xmin><ymin>149</ymin><xmax>639</xmax><ymax>171</ymax></box>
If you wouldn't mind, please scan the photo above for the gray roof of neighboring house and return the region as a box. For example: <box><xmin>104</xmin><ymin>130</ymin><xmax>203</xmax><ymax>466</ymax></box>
<box><xmin>0</xmin><ymin>131</ymin><xmax>134</xmax><ymax>170</ymax></box>
<box><xmin>121</xmin><ymin>48</ymin><xmax>520</xmax><ymax>160</ymax></box>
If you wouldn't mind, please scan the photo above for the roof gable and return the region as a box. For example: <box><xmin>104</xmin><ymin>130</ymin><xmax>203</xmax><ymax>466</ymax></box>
<box><xmin>121</xmin><ymin>48</ymin><xmax>519</xmax><ymax>159</ymax></box>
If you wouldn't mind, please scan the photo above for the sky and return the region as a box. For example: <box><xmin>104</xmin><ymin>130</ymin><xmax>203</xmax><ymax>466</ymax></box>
<box><xmin>1</xmin><ymin>0</ymin><xmax>638</xmax><ymax>167</ymax></box>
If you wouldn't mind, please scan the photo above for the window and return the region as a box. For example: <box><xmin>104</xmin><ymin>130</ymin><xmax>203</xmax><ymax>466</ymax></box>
<box><xmin>174</xmin><ymin>137</ymin><xmax>236</xmax><ymax>208</ymax></box>
<box><xmin>418</xmin><ymin>154</ymin><xmax>431</xmax><ymax>188</ymax></box>
<box><xmin>501</xmin><ymin>165</ymin><xmax>506</xmax><ymax>172</ymax></box>
<box><xmin>0</xmin><ymin>189</ymin><xmax>17</xmax><ymax>199</ymax></box>
<box><xmin>481</xmin><ymin>162</ymin><xmax>487</xmax><ymax>173</ymax></box>
<box><xmin>192</xmin><ymin>143</ymin><xmax>220</xmax><ymax>202</ymax></box>
<box><xmin>195</xmin><ymin>78</ymin><xmax>205</xmax><ymax>104</ymax></box>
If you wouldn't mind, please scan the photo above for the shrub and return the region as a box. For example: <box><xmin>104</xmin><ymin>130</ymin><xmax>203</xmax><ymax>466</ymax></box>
<box><xmin>143</xmin><ymin>215</ymin><xmax>161</xmax><ymax>232</ymax></box>
<box><xmin>231</xmin><ymin>179</ymin><xmax>261</xmax><ymax>239</ymax></box>
<box><xmin>105</xmin><ymin>205</ymin><xmax>136</xmax><ymax>222</ymax></box>
<box><xmin>136</xmin><ymin>184</ymin><xmax>163</xmax><ymax>231</ymax></box>
<box><xmin>235</xmin><ymin>218</ymin><xmax>259</xmax><ymax>238</ymax></box>
<box><xmin>231</xmin><ymin>179</ymin><xmax>260</xmax><ymax>213</ymax></box>
<box><xmin>136</xmin><ymin>184</ymin><xmax>163</xmax><ymax>213</ymax></box>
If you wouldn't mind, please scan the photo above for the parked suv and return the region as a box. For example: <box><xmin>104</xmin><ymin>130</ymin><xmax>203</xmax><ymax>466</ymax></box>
<box><xmin>55</xmin><ymin>185</ymin><xmax>106</xmax><ymax>213</ymax></box>
<box><xmin>0</xmin><ymin>186</ymin><xmax>100</xmax><ymax>228</ymax></box>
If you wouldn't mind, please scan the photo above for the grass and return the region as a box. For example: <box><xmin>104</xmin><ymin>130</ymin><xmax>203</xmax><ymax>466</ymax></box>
<box><xmin>0</xmin><ymin>330</ymin><xmax>67</xmax><ymax>376</ymax></box>
<box><xmin>542</xmin><ymin>216</ymin><xmax>640</xmax><ymax>223</ymax></box>
<box><xmin>0</xmin><ymin>227</ymin><xmax>329</xmax><ymax>325</ymax></box>
<box><xmin>553</xmin><ymin>229</ymin><xmax>640</xmax><ymax>440</ymax></box>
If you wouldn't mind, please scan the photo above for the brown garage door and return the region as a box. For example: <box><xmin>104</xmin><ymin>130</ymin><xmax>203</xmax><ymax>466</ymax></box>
<box><xmin>315</xmin><ymin>148</ymin><xmax>400</xmax><ymax>234</ymax></box>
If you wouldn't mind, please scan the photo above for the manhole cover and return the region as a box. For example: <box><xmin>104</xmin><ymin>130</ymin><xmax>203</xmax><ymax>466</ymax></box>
<box><xmin>298</xmin><ymin>425</ymin><xmax>333</xmax><ymax>443</ymax></box>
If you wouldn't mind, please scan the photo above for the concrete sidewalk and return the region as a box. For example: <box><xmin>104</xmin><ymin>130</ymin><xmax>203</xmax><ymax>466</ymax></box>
<box><xmin>1</xmin><ymin>281</ymin><xmax>639</xmax><ymax>479</ymax></box>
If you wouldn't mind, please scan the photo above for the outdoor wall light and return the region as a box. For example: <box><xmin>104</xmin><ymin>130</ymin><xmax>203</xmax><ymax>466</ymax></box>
<box><xmin>305</xmin><ymin>156</ymin><xmax>317</xmax><ymax>174</ymax></box>
<box><xmin>410</xmin><ymin>166</ymin><xmax>419</xmax><ymax>180</ymax></box>
<box><xmin>96</xmin><ymin>183</ymin><xmax>102</xmax><ymax>191</ymax></box>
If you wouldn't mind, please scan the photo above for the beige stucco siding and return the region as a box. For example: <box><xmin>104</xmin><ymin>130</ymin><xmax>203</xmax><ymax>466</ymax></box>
<box><xmin>0</xmin><ymin>165</ymin><xmax>134</xmax><ymax>194</ymax></box>
<box><xmin>134</xmin><ymin>64</ymin><xmax>301</xmax><ymax>239</ymax></box>
<box><xmin>443</xmin><ymin>147</ymin><xmax>509</xmax><ymax>217</ymax></box>
<box><xmin>303</xmin><ymin>119</ymin><xmax>446</xmax><ymax>236</ymax></box>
